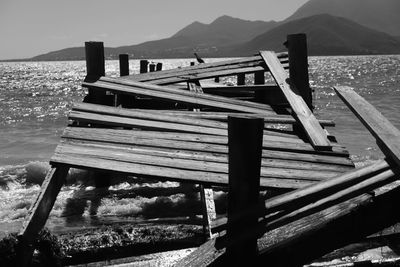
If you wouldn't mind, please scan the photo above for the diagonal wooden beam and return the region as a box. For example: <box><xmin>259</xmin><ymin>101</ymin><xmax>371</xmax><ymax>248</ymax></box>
<box><xmin>260</xmin><ymin>51</ymin><xmax>331</xmax><ymax>151</ymax></box>
<box><xmin>18</xmin><ymin>166</ymin><xmax>69</xmax><ymax>266</ymax></box>
<box><xmin>334</xmin><ymin>86</ymin><xmax>400</xmax><ymax>167</ymax></box>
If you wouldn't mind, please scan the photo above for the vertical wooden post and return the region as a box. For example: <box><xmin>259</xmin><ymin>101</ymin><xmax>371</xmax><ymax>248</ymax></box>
<box><xmin>156</xmin><ymin>62</ymin><xmax>163</xmax><ymax>71</ymax></box>
<box><xmin>140</xmin><ymin>60</ymin><xmax>149</xmax><ymax>74</ymax></box>
<box><xmin>84</xmin><ymin>41</ymin><xmax>106</xmax><ymax>104</ymax></box>
<box><xmin>287</xmin><ymin>33</ymin><xmax>312</xmax><ymax>111</ymax></box>
<box><xmin>226</xmin><ymin>116</ymin><xmax>263</xmax><ymax>265</ymax></box>
<box><xmin>254</xmin><ymin>71</ymin><xmax>266</xmax><ymax>103</ymax></box>
<box><xmin>149</xmin><ymin>63</ymin><xmax>156</xmax><ymax>72</ymax></box>
<box><xmin>118</xmin><ymin>54</ymin><xmax>134</xmax><ymax>107</ymax></box>
<box><xmin>119</xmin><ymin>54</ymin><xmax>129</xmax><ymax>76</ymax></box>
<box><xmin>237</xmin><ymin>73</ymin><xmax>245</xmax><ymax>85</ymax></box>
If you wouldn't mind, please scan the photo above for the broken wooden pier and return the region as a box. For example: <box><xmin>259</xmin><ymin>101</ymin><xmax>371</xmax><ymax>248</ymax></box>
<box><xmin>18</xmin><ymin>34</ymin><xmax>400</xmax><ymax>266</ymax></box>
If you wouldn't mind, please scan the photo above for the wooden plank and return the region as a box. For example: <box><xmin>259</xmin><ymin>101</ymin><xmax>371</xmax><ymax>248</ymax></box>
<box><xmin>72</xmin><ymin>102</ymin><xmax>226</xmax><ymax>130</ymax></box>
<box><xmin>51</xmin><ymin>152</ymin><xmax>314</xmax><ymax>189</ymax></box>
<box><xmin>261</xmin><ymin>51</ymin><xmax>331</xmax><ymax>151</ymax></box>
<box><xmin>141</xmin><ymin>66</ymin><xmax>279</xmax><ymax>85</ymax></box>
<box><xmin>334</xmin><ymin>86</ymin><xmax>400</xmax><ymax>167</ymax></box>
<box><xmin>71</xmin><ymin>104</ymin><xmax>338</xmax><ymax>144</ymax></box>
<box><xmin>200</xmin><ymin>185</ymin><xmax>216</xmax><ymax>239</ymax></box>
<box><xmin>69</xmin><ymin>111</ymin><xmax>227</xmax><ymax>136</ymax></box>
<box><xmin>18</xmin><ymin>166</ymin><xmax>69</xmax><ymax>266</ymax></box>
<box><xmin>102</xmin><ymin>76</ymin><xmax>274</xmax><ymax>111</ymax></box>
<box><xmin>66</xmin><ymin>116</ymin><xmax>348</xmax><ymax>156</ymax></box>
<box><xmin>126</xmin><ymin>53</ymin><xmax>288</xmax><ymax>84</ymax></box>
<box><xmin>62</xmin><ymin>127</ymin><xmax>353</xmax><ymax>165</ymax></box>
<box><xmin>62</xmin><ymin>138</ymin><xmax>353</xmax><ymax>173</ymax></box>
<box><xmin>83</xmin><ymin>79</ymin><xmax>275</xmax><ymax>115</ymax></box>
<box><xmin>188</xmin><ymin>82</ymin><xmax>217</xmax><ymax>239</ymax></box>
<box><xmin>176</xmin><ymin>169</ymin><xmax>400</xmax><ymax>266</ymax></box>
<box><xmin>211</xmin><ymin>159</ymin><xmax>390</xmax><ymax>232</ymax></box>
<box><xmin>215</xmin><ymin>168</ymin><xmax>397</xmax><ymax>248</ymax></box>
<box><xmin>109</xmin><ymin>107</ymin><xmax>335</xmax><ymax>127</ymax></box>
<box><xmin>52</xmin><ymin>142</ymin><xmax>342</xmax><ymax>182</ymax></box>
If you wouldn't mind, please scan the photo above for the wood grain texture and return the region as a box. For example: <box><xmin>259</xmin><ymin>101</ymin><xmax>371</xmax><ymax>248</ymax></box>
<box><xmin>261</xmin><ymin>51</ymin><xmax>331</xmax><ymax>151</ymax></box>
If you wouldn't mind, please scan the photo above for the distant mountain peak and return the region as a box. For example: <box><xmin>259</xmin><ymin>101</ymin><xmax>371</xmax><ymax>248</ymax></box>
<box><xmin>235</xmin><ymin>13</ymin><xmax>400</xmax><ymax>56</ymax></box>
<box><xmin>286</xmin><ymin>0</ymin><xmax>400</xmax><ymax>35</ymax></box>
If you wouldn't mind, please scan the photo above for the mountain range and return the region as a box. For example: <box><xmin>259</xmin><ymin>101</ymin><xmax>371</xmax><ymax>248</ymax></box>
<box><xmin>26</xmin><ymin>0</ymin><xmax>400</xmax><ymax>61</ymax></box>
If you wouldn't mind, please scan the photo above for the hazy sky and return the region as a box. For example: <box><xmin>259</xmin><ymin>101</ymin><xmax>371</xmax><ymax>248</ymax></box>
<box><xmin>0</xmin><ymin>0</ymin><xmax>308</xmax><ymax>60</ymax></box>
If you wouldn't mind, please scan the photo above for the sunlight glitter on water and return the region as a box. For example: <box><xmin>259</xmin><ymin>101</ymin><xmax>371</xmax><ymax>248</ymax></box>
<box><xmin>0</xmin><ymin>55</ymin><xmax>399</xmax><ymax>230</ymax></box>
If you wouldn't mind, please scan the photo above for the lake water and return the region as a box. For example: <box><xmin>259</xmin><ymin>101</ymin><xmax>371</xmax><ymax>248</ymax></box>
<box><xmin>0</xmin><ymin>55</ymin><xmax>399</xmax><ymax>233</ymax></box>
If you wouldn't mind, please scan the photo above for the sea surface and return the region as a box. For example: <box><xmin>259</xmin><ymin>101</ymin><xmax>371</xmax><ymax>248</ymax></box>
<box><xmin>0</xmin><ymin>55</ymin><xmax>399</xmax><ymax>234</ymax></box>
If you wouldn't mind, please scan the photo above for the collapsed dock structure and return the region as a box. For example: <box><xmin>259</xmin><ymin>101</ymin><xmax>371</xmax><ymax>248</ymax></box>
<box><xmin>18</xmin><ymin>34</ymin><xmax>400</xmax><ymax>266</ymax></box>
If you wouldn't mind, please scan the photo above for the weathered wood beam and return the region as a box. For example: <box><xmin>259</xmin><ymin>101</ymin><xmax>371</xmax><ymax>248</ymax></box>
<box><xmin>60</xmin><ymin>137</ymin><xmax>353</xmax><ymax>172</ymax></box>
<box><xmin>226</xmin><ymin>116</ymin><xmax>263</xmax><ymax>264</ymax></box>
<box><xmin>126</xmin><ymin>53</ymin><xmax>288</xmax><ymax>85</ymax></box>
<box><xmin>83</xmin><ymin>79</ymin><xmax>276</xmax><ymax>115</ymax></box>
<box><xmin>188</xmin><ymin>82</ymin><xmax>217</xmax><ymax>240</ymax></box>
<box><xmin>287</xmin><ymin>34</ymin><xmax>312</xmax><ymax>110</ymax></box>
<box><xmin>261</xmin><ymin>51</ymin><xmax>331</xmax><ymax>151</ymax></box>
<box><xmin>334</xmin><ymin>86</ymin><xmax>400</xmax><ymax>168</ymax></box>
<box><xmin>211</xmin><ymin>159</ymin><xmax>390</xmax><ymax>233</ymax></box>
<box><xmin>18</xmin><ymin>166</ymin><xmax>69</xmax><ymax>266</ymax></box>
<box><xmin>72</xmin><ymin>102</ymin><xmax>335</xmax><ymax>127</ymax></box>
<box><xmin>52</xmin><ymin>142</ymin><xmax>343</xmax><ymax>184</ymax></box>
<box><xmin>175</xmin><ymin>164</ymin><xmax>400</xmax><ymax>266</ymax></box>
<box><xmin>67</xmin><ymin>112</ymin><xmax>349</xmax><ymax>156</ymax></box>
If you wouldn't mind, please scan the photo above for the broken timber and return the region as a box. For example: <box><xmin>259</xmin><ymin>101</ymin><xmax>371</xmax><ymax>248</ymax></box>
<box><xmin>18</xmin><ymin>34</ymin><xmax>400</xmax><ymax>266</ymax></box>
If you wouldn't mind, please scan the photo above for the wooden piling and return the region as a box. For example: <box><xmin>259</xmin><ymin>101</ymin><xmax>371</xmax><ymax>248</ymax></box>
<box><xmin>237</xmin><ymin>73</ymin><xmax>245</xmax><ymax>85</ymax></box>
<box><xmin>149</xmin><ymin>63</ymin><xmax>156</xmax><ymax>72</ymax></box>
<box><xmin>254</xmin><ymin>71</ymin><xmax>265</xmax><ymax>103</ymax></box>
<box><xmin>287</xmin><ymin>33</ymin><xmax>312</xmax><ymax>110</ymax></box>
<box><xmin>140</xmin><ymin>60</ymin><xmax>149</xmax><ymax>74</ymax></box>
<box><xmin>119</xmin><ymin>54</ymin><xmax>129</xmax><ymax>76</ymax></box>
<box><xmin>118</xmin><ymin>54</ymin><xmax>135</xmax><ymax>107</ymax></box>
<box><xmin>84</xmin><ymin>42</ymin><xmax>106</xmax><ymax>104</ymax></box>
<box><xmin>226</xmin><ymin>116</ymin><xmax>264</xmax><ymax>265</ymax></box>
<box><xmin>156</xmin><ymin>62</ymin><xmax>163</xmax><ymax>71</ymax></box>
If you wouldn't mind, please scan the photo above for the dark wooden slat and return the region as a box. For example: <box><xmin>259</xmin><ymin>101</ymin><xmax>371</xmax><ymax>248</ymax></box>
<box><xmin>226</xmin><ymin>116</ymin><xmax>263</xmax><ymax>263</ymax></box>
<box><xmin>334</xmin><ymin>86</ymin><xmax>400</xmax><ymax>168</ymax></box>
<box><xmin>261</xmin><ymin>51</ymin><xmax>331</xmax><ymax>151</ymax></box>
